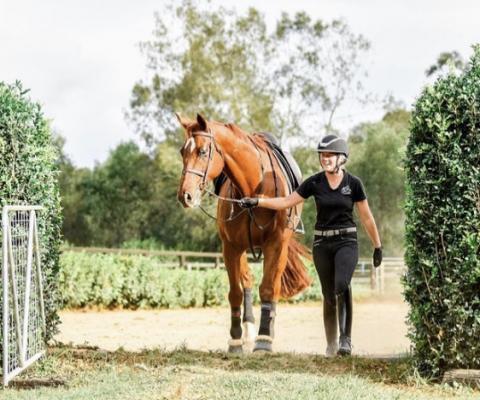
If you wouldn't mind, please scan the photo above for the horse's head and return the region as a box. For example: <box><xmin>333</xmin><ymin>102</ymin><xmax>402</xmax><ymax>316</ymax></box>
<box><xmin>176</xmin><ymin>113</ymin><xmax>225</xmax><ymax>208</ymax></box>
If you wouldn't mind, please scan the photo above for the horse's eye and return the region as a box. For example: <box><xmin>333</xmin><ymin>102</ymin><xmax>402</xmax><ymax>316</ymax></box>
<box><xmin>199</xmin><ymin>148</ymin><xmax>208</xmax><ymax>157</ymax></box>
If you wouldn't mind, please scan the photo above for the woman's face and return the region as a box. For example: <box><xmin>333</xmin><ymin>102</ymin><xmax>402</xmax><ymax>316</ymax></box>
<box><xmin>319</xmin><ymin>152</ymin><xmax>338</xmax><ymax>173</ymax></box>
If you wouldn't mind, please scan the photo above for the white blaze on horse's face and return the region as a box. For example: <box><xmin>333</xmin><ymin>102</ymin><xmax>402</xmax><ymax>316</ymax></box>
<box><xmin>178</xmin><ymin>134</ymin><xmax>209</xmax><ymax>208</ymax></box>
<box><xmin>184</xmin><ymin>137</ymin><xmax>196</xmax><ymax>153</ymax></box>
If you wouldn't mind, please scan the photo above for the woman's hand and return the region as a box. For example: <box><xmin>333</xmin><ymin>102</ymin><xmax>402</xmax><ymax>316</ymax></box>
<box><xmin>373</xmin><ymin>247</ymin><xmax>382</xmax><ymax>268</ymax></box>
<box><xmin>239</xmin><ymin>197</ymin><xmax>259</xmax><ymax>208</ymax></box>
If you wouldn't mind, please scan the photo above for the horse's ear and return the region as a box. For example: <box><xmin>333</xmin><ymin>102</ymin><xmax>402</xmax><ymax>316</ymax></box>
<box><xmin>197</xmin><ymin>113</ymin><xmax>207</xmax><ymax>131</ymax></box>
<box><xmin>175</xmin><ymin>112</ymin><xmax>192</xmax><ymax>131</ymax></box>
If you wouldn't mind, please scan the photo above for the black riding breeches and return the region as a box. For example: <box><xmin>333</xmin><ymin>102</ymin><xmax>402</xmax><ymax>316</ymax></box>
<box><xmin>312</xmin><ymin>233</ymin><xmax>358</xmax><ymax>306</ymax></box>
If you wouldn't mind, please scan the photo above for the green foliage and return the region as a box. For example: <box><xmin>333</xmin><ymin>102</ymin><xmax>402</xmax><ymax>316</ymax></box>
<box><xmin>60</xmin><ymin>139</ymin><xmax>221</xmax><ymax>251</ymax></box>
<box><xmin>425</xmin><ymin>50</ymin><xmax>466</xmax><ymax>78</ymax></box>
<box><xmin>127</xmin><ymin>0</ymin><xmax>370</xmax><ymax>147</ymax></box>
<box><xmin>404</xmin><ymin>45</ymin><xmax>480</xmax><ymax>377</ymax></box>
<box><xmin>348</xmin><ymin>112</ymin><xmax>410</xmax><ymax>256</ymax></box>
<box><xmin>0</xmin><ymin>81</ymin><xmax>62</xmax><ymax>341</ymax></box>
<box><xmin>128</xmin><ymin>2</ymin><xmax>275</xmax><ymax>147</ymax></box>
<box><xmin>58</xmin><ymin>251</ymin><xmax>332</xmax><ymax>309</ymax></box>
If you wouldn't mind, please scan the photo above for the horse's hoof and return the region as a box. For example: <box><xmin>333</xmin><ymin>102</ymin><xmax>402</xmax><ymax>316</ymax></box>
<box><xmin>253</xmin><ymin>335</ymin><xmax>273</xmax><ymax>353</ymax></box>
<box><xmin>228</xmin><ymin>339</ymin><xmax>243</xmax><ymax>354</ymax></box>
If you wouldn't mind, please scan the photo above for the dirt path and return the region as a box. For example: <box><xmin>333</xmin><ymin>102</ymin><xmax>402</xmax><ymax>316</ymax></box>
<box><xmin>55</xmin><ymin>299</ymin><xmax>410</xmax><ymax>356</ymax></box>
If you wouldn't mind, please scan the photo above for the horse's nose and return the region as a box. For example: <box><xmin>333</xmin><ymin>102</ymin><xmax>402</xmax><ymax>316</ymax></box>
<box><xmin>180</xmin><ymin>191</ymin><xmax>193</xmax><ymax>208</ymax></box>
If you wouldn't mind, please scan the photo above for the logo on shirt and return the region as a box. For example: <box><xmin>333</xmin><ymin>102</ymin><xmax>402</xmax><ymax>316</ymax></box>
<box><xmin>341</xmin><ymin>185</ymin><xmax>352</xmax><ymax>195</ymax></box>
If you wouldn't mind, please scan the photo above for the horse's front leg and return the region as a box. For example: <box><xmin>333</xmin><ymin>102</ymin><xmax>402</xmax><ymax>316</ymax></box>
<box><xmin>240</xmin><ymin>253</ymin><xmax>256</xmax><ymax>348</ymax></box>
<box><xmin>223</xmin><ymin>241</ymin><xmax>246</xmax><ymax>353</ymax></box>
<box><xmin>254</xmin><ymin>235</ymin><xmax>290</xmax><ymax>352</ymax></box>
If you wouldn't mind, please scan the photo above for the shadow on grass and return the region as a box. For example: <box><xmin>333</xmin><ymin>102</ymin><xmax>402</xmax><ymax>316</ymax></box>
<box><xmin>49</xmin><ymin>342</ymin><xmax>413</xmax><ymax>386</ymax></box>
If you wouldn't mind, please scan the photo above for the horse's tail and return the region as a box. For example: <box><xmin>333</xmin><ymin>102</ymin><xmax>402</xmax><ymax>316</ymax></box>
<box><xmin>280</xmin><ymin>235</ymin><xmax>313</xmax><ymax>298</ymax></box>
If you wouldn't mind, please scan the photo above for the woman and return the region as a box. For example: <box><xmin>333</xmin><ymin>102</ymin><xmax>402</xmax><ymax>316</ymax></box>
<box><xmin>239</xmin><ymin>134</ymin><xmax>382</xmax><ymax>356</ymax></box>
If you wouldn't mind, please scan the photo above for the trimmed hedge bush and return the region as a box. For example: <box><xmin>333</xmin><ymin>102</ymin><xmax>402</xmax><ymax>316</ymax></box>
<box><xmin>0</xmin><ymin>82</ymin><xmax>62</xmax><ymax>343</ymax></box>
<box><xmin>404</xmin><ymin>46</ymin><xmax>480</xmax><ymax>377</ymax></box>
<box><xmin>58</xmin><ymin>251</ymin><xmax>323</xmax><ymax>309</ymax></box>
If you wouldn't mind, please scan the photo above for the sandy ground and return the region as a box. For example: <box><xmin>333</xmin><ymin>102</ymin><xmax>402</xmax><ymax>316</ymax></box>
<box><xmin>55</xmin><ymin>299</ymin><xmax>410</xmax><ymax>356</ymax></box>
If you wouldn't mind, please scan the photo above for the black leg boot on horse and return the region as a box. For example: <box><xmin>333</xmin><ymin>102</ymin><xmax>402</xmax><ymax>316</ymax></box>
<box><xmin>337</xmin><ymin>284</ymin><xmax>353</xmax><ymax>356</ymax></box>
<box><xmin>253</xmin><ymin>302</ymin><xmax>276</xmax><ymax>352</ymax></box>
<box><xmin>228</xmin><ymin>307</ymin><xmax>244</xmax><ymax>353</ymax></box>
<box><xmin>323</xmin><ymin>297</ymin><xmax>338</xmax><ymax>357</ymax></box>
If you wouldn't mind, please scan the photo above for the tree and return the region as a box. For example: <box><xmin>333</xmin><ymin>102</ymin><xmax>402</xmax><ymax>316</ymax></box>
<box><xmin>127</xmin><ymin>1</ymin><xmax>274</xmax><ymax>148</ymax></box>
<box><xmin>347</xmin><ymin>110</ymin><xmax>410</xmax><ymax>256</ymax></box>
<box><xmin>127</xmin><ymin>1</ymin><xmax>370</xmax><ymax>148</ymax></box>
<box><xmin>425</xmin><ymin>50</ymin><xmax>466</xmax><ymax>77</ymax></box>
<box><xmin>80</xmin><ymin>142</ymin><xmax>157</xmax><ymax>247</ymax></box>
<box><xmin>271</xmin><ymin>13</ymin><xmax>370</xmax><ymax>145</ymax></box>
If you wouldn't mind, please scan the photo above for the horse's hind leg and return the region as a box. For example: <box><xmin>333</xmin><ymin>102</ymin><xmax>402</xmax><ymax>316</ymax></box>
<box><xmin>240</xmin><ymin>253</ymin><xmax>255</xmax><ymax>348</ymax></box>
<box><xmin>254</xmin><ymin>235</ymin><xmax>290</xmax><ymax>352</ymax></box>
<box><xmin>223</xmin><ymin>241</ymin><xmax>245</xmax><ymax>353</ymax></box>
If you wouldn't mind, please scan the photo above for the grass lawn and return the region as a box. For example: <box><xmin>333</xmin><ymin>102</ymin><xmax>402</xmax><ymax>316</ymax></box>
<box><xmin>1</xmin><ymin>345</ymin><xmax>477</xmax><ymax>400</ymax></box>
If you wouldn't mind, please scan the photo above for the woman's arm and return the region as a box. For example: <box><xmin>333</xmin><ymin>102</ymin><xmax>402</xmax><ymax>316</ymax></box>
<box><xmin>257</xmin><ymin>191</ymin><xmax>305</xmax><ymax>210</ymax></box>
<box><xmin>355</xmin><ymin>200</ymin><xmax>381</xmax><ymax>248</ymax></box>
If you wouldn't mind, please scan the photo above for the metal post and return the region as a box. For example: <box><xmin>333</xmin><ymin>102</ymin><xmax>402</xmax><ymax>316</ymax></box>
<box><xmin>2</xmin><ymin>207</ymin><xmax>9</xmax><ymax>386</ymax></box>
<box><xmin>33</xmin><ymin>213</ymin><xmax>46</xmax><ymax>332</ymax></box>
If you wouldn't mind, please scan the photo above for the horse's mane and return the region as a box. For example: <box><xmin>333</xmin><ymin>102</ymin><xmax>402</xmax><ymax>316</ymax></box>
<box><xmin>222</xmin><ymin>122</ymin><xmax>271</xmax><ymax>153</ymax></box>
<box><xmin>188</xmin><ymin>119</ymin><xmax>271</xmax><ymax>152</ymax></box>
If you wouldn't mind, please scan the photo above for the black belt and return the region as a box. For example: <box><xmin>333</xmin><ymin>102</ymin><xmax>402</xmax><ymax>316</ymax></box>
<box><xmin>314</xmin><ymin>227</ymin><xmax>357</xmax><ymax>237</ymax></box>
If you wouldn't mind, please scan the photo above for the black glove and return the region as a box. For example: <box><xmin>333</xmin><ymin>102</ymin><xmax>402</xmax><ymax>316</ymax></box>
<box><xmin>373</xmin><ymin>247</ymin><xmax>382</xmax><ymax>268</ymax></box>
<box><xmin>239</xmin><ymin>197</ymin><xmax>259</xmax><ymax>209</ymax></box>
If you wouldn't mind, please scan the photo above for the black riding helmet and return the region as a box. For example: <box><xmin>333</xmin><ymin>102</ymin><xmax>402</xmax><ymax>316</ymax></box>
<box><xmin>317</xmin><ymin>134</ymin><xmax>349</xmax><ymax>158</ymax></box>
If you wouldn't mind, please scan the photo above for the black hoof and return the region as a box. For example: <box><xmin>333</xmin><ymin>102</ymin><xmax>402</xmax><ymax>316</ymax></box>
<box><xmin>253</xmin><ymin>336</ymin><xmax>273</xmax><ymax>352</ymax></box>
<box><xmin>228</xmin><ymin>344</ymin><xmax>243</xmax><ymax>354</ymax></box>
<box><xmin>228</xmin><ymin>339</ymin><xmax>244</xmax><ymax>354</ymax></box>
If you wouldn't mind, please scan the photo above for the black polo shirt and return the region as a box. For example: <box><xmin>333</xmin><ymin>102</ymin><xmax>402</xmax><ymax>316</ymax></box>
<box><xmin>295</xmin><ymin>170</ymin><xmax>367</xmax><ymax>230</ymax></box>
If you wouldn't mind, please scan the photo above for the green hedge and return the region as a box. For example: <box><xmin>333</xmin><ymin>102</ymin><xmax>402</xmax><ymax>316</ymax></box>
<box><xmin>58</xmin><ymin>252</ymin><xmax>323</xmax><ymax>309</ymax></box>
<box><xmin>0</xmin><ymin>81</ymin><xmax>62</xmax><ymax>342</ymax></box>
<box><xmin>404</xmin><ymin>46</ymin><xmax>480</xmax><ymax>377</ymax></box>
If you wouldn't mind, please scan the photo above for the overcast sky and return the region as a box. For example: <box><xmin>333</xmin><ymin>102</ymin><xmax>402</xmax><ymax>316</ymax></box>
<box><xmin>1</xmin><ymin>0</ymin><xmax>479</xmax><ymax>167</ymax></box>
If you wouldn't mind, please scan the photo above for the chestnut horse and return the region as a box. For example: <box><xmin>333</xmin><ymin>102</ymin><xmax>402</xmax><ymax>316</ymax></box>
<box><xmin>176</xmin><ymin>113</ymin><xmax>312</xmax><ymax>352</ymax></box>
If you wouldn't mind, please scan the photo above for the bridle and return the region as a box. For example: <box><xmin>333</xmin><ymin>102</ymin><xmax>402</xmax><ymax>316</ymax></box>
<box><xmin>181</xmin><ymin>128</ymin><xmax>223</xmax><ymax>192</ymax></box>
<box><xmin>181</xmin><ymin>127</ymin><xmax>247</xmax><ymax>220</ymax></box>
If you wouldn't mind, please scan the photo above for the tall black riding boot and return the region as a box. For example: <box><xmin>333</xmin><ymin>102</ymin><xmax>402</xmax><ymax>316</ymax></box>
<box><xmin>337</xmin><ymin>285</ymin><xmax>353</xmax><ymax>356</ymax></box>
<box><xmin>323</xmin><ymin>298</ymin><xmax>338</xmax><ymax>357</ymax></box>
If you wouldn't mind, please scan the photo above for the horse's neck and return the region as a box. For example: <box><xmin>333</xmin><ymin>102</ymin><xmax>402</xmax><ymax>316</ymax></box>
<box><xmin>214</xmin><ymin>125</ymin><xmax>264</xmax><ymax>197</ymax></box>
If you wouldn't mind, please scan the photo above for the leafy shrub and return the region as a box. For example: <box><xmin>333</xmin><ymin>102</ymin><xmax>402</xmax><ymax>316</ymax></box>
<box><xmin>0</xmin><ymin>81</ymin><xmax>62</xmax><ymax>342</ymax></box>
<box><xmin>404</xmin><ymin>46</ymin><xmax>480</xmax><ymax>377</ymax></box>
<box><xmin>58</xmin><ymin>252</ymin><xmax>328</xmax><ymax>309</ymax></box>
